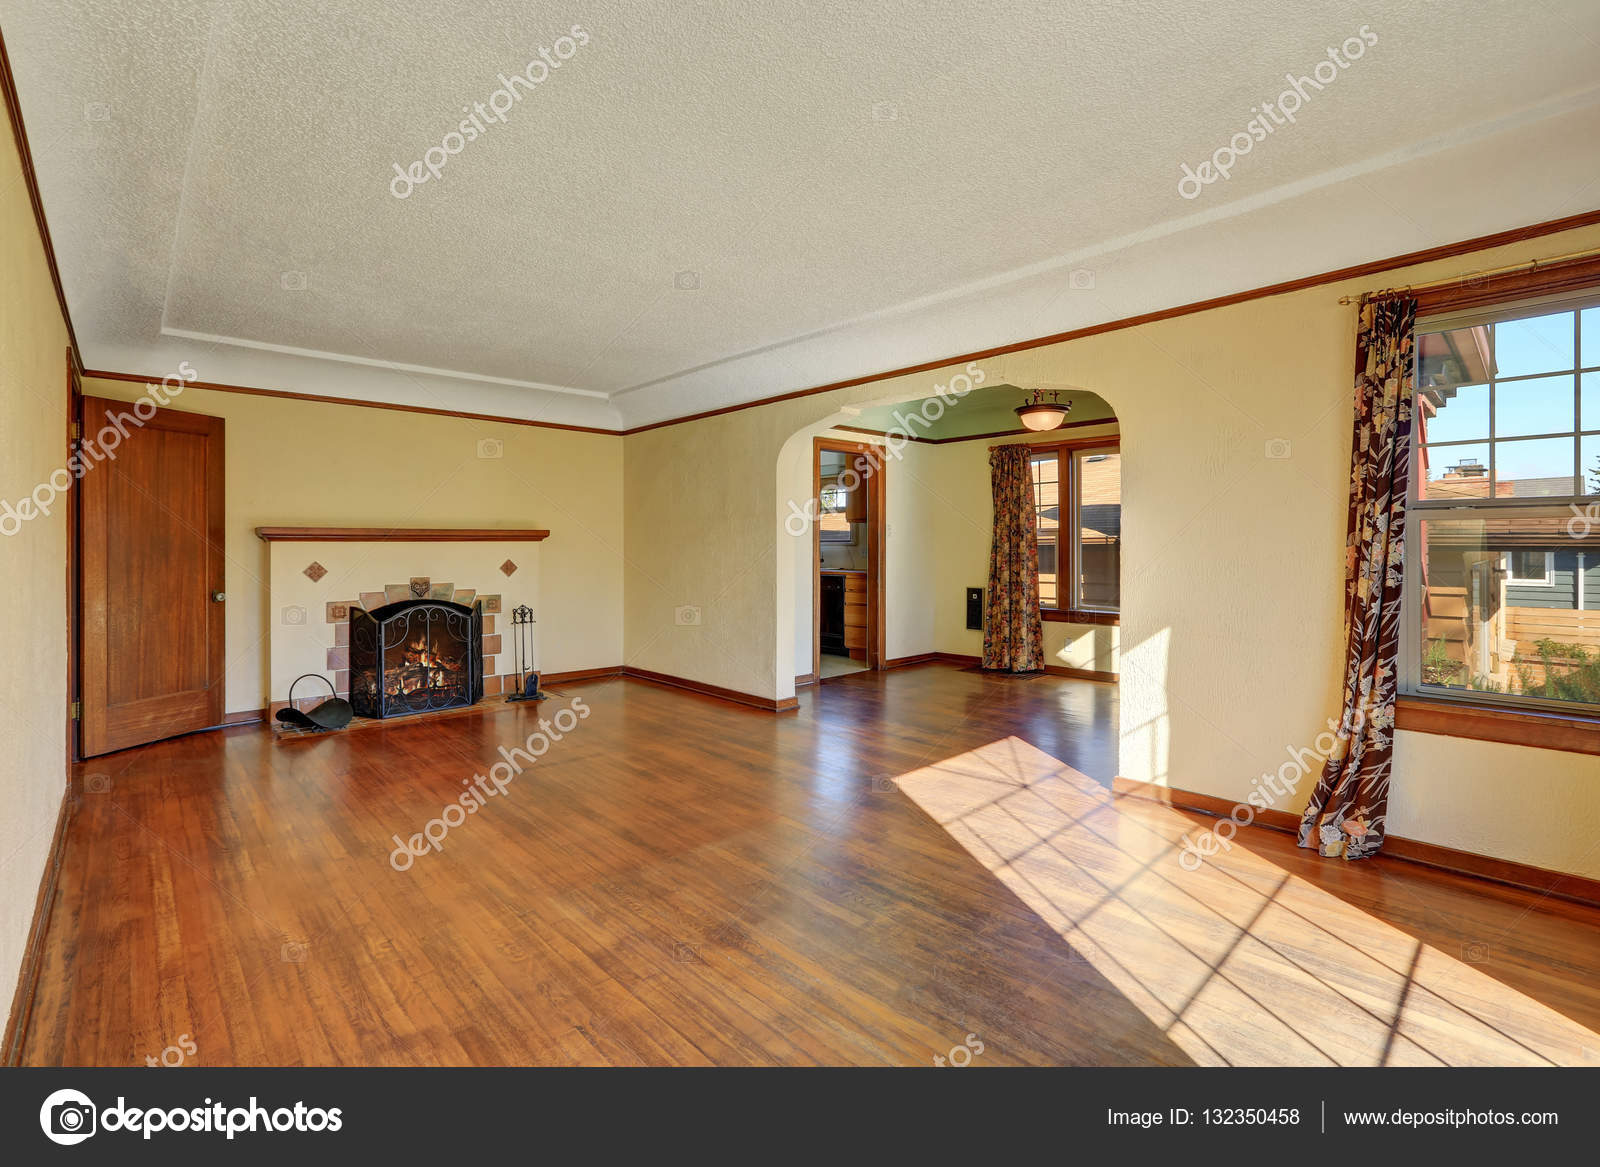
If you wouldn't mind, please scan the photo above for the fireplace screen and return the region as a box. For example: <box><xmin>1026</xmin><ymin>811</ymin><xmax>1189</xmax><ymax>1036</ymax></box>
<box><xmin>349</xmin><ymin>599</ymin><xmax>483</xmax><ymax>719</ymax></box>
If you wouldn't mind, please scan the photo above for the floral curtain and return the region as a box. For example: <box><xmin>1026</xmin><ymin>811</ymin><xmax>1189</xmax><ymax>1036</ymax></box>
<box><xmin>983</xmin><ymin>445</ymin><xmax>1045</xmax><ymax>673</ymax></box>
<box><xmin>1298</xmin><ymin>296</ymin><xmax>1417</xmax><ymax>860</ymax></box>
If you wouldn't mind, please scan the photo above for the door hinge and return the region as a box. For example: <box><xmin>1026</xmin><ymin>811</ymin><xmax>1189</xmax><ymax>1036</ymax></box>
<box><xmin>70</xmin><ymin>701</ymin><xmax>81</xmax><ymax>720</ymax></box>
<box><xmin>70</xmin><ymin>421</ymin><xmax>80</xmax><ymax>441</ymax></box>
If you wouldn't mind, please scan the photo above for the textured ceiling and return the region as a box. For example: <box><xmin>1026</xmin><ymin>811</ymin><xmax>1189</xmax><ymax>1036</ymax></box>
<box><xmin>7</xmin><ymin>1</ymin><xmax>1600</xmax><ymax>430</ymax></box>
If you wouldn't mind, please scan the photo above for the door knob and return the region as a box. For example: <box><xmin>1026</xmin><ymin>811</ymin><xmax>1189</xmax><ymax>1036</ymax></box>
<box><xmin>212</xmin><ymin>592</ymin><xmax>226</xmax><ymax>602</ymax></box>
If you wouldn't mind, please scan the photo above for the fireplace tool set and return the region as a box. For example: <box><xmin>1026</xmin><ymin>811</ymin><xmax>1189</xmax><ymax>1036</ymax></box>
<box><xmin>505</xmin><ymin>604</ymin><xmax>549</xmax><ymax>701</ymax></box>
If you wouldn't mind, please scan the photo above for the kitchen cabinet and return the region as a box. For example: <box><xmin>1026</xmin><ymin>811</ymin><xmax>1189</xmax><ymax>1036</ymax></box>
<box><xmin>820</xmin><ymin>570</ymin><xmax>867</xmax><ymax>660</ymax></box>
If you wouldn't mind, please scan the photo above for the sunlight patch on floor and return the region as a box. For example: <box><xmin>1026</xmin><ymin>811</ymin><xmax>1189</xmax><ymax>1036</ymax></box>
<box><xmin>892</xmin><ymin>736</ymin><xmax>1600</xmax><ymax>1067</ymax></box>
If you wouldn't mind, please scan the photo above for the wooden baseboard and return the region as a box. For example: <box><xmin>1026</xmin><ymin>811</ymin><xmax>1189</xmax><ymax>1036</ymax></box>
<box><xmin>1379</xmin><ymin>836</ymin><xmax>1600</xmax><ymax>909</ymax></box>
<box><xmin>3</xmin><ymin>784</ymin><xmax>72</xmax><ymax>1065</ymax></box>
<box><xmin>885</xmin><ymin>652</ymin><xmax>985</xmax><ymax>669</ymax></box>
<box><xmin>1111</xmin><ymin>776</ymin><xmax>1600</xmax><ymax>910</ymax></box>
<box><xmin>622</xmin><ymin>666</ymin><xmax>800</xmax><ymax>713</ymax></box>
<box><xmin>1111</xmin><ymin>776</ymin><xmax>1300</xmax><ymax>832</ymax></box>
<box><xmin>884</xmin><ymin>653</ymin><xmax>1117</xmax><ymax>683</ymax></box>
<box><xmin>220</xmin><ymin>708</ymin><xmax>266</xmax><ymax>726</ymax></box>
<box><xmin>1044</xmin><ymin>664</ymin><xmax>1118</xmax><ymax>684</ymax></box>
<box><xmin>542</xmin><ymin>665</ymin><xmax>626</xmax><ymax>686</ymax></box>
<box><xmin>794</xmin><ymin>672</ymin><xmax>818</xmax><ymax>687</ymax></box>
<box><xmin>883</xmin><ymin>653</ymin><xmax>938</xmax><ymax>669</ymax></box>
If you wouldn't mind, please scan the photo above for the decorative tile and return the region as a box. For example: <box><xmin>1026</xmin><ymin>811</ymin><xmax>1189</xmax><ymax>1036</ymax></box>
<box><xmin>429</xmin><ymin>582</ymin><xmax>454</xmax><ymax>600</ymax></box>
<box><xmin>483</xmin><ymin>674</ymin><xmax>503</xmax><ymax>697</ymax></box>
<box><xmin>482</xmin><ymin>634</ymin><xmax>502</xmax><ymax>656</ymax></box>
<box><xmin>481</xmin><ymin>594</ymin><xmax>502</xmax><ymax>613</ymax></box>
<box><xmin>482</xmin><ymin>614</ymin><xmax>495</xmax><ymax>636</ymax></box>
<box><xmin>303</xmin><ymin>561</ymin><xmax>328</xmax><ymax>583</ymax></box>
<box><xmin>326</xmin><ymin>646</ymin><xmax>348</xmax><ymax>671</ymax></box>
<box><xmin>384</xmin><ymin>583</ymin><xmax>411</xmax><ymax>604</ymax></box>
<box><xmin>452</xmin><ymin>588</ymin><xmax>477</xmax><ymax>606</ymax></box>
<box><xmin>332</xmin><ymin>669</ymin><xmax>348</xmax><ymax>698</ymax></box>
<box><xmin>326</xmin><ymin>600</ymin><xmax>349</xmax><ymax>622</ymax></box>
<box><xmin>499</xmin><ymin>559</ymin><xmax>518</xmax><ymax>577</ymax></box>
<box><xmin>409</xmin><ymin>576</ymin><xmax>430</xmax><ymax>598</ymax></box>
<box><xmin>481</xmin><ymin>655</ymin><xmax>496</xmax><ymax>677</ymax></box>
<box><xmin>334</xmin><ymin>621</ymin><xmax>349</xmax><ymax>647</ymax></box>
<box><xmin>359</xmin><ymin>591</ymin><xmax>386</xmax><ymax>611</ymax></box>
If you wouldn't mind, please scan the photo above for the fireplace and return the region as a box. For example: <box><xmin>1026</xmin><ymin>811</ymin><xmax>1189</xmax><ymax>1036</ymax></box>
<box><xmin>349</xmin><ymin>599</ymin><xmax>483</xmax><ymax>719</ymax></box>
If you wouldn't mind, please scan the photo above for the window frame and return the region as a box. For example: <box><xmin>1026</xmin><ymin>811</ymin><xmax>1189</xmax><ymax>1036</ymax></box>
<box><xmin>1399</xmin><ymin>282</ymin><xmax>1600</xmax><ymax>739</ymax></box>
<box><xmin>1028</xmin><ymin>437</ymin><xmax>1120</xmax><ymax>626</ymax></box>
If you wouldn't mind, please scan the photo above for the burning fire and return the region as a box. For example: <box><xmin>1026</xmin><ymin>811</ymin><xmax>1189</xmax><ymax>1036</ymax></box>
<box><xmin>385</xmin><ymin>635</ymin><xmax>465</xmax><ymax>697</ymax></box>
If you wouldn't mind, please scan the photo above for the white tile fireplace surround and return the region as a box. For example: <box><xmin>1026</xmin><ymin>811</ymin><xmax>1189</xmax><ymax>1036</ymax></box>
<box><xmin>259</xmin><ymin>528</ymin><xmax>547</xmax><ymax>713</ymax></box>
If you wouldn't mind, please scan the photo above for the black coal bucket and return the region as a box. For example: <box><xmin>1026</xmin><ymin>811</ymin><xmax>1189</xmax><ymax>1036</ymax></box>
<box><xmin>275</xmin><ymin>673</ymin><xmax>354</xmax><ymax>732</ymax></box>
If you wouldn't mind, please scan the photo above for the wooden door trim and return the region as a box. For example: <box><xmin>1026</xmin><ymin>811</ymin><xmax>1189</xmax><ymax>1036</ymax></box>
<box><xmin>812</xmin><ymin>437</ymin><xmax>886</xmax><ymax>682</ymax></box>
<box><xmin>79</xmin><ymin>397</ymin><xmax>226</xmax><ymax>756</ymax></box>
<box><xmin>66</xmin><ymin>352</ymin><xmax>81</xmax><ymax>761</ymax></box>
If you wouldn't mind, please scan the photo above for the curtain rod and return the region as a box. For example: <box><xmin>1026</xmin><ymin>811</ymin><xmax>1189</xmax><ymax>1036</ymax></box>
<box><xmin>1338</xmin><ymin>246</ymin><xmax>1600</xmax><ymax>305</ymax></box>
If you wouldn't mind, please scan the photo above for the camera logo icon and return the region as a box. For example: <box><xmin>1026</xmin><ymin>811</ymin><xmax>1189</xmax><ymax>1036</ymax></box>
<box><xmin>40</xmin><ymin>1088</ymin><xmax>97</xmax><ymax>1145</ymax></box>
<box><xmin>1264</xmin><ymin>438</ymin><xmax>1293</xmax><ymax>460</ymax></box>
<box><xmin>476</xmin><ymin>437</ymin><xmax>504</xmax><ymax>459</ymax></box>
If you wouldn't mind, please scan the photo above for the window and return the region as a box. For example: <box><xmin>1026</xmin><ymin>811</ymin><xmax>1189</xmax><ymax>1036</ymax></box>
<box><xmin>817</xmin><ymin>450</ymin><xmax>857</xmax><ymax>544</ymax></box>
<box><xmin>1404</xmin><ymin>291</ymin><xmax>1600</xmax><ymax>717</ymax></box>
<box><xmin>818</xmin><ymin>480</ymin><xmax>853</xmax><ymax>544</ymax></box>
<box><xmin>1504</xmin><ymin>550</ymin><xmax>1554</xmax><ymax>585</ymax></box>
<box><xmin>1028</xmin><ymin>443</ymin><xmax>1120</xmax><ymax>620</ymax></box>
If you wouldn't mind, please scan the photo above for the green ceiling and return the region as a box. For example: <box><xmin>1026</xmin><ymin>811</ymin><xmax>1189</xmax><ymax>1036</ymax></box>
<box><xmin>847</xmin><ymin>383</ymin><xmax>1116</xmax><ymax>441</ymax></box>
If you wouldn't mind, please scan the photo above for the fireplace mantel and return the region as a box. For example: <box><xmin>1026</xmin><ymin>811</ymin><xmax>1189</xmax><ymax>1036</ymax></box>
<box><xmin>255</xmin><ymin>526</ymin><xmax>549</xmax><ymax>542</ymax></box>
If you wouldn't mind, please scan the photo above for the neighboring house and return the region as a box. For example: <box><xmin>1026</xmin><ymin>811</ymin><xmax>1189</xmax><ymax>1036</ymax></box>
<box><xmin>1421</xmin><ymin>461</ymin><xmax>1597</xmax><ymax>695</ymax></box>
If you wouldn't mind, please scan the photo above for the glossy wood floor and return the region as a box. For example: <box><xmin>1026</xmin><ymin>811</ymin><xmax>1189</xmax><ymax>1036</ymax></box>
<box><xmin>23</xmin><ymin>666</ymin><xmax>1600</xmax><ymax>1065</ymax></box>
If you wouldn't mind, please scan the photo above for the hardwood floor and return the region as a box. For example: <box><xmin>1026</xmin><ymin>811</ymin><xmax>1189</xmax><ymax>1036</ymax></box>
<box><xmin>21</xmin><ymin>665</ymin><xmax>1600</xmax><ymax>1066</ymax></box>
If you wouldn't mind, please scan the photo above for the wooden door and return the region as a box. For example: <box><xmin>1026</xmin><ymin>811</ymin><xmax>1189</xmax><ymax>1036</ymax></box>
<box><xmin>80</xmin><ymin>396</ymin><xmax>225</xmax><ymax>756</ymax></box>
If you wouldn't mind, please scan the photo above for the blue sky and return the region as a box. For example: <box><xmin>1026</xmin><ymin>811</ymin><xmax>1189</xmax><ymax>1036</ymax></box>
<box><xmin>1422</xmin><ymin>307</ymin><xmax>1600</xmax><ymax>489</ymax></box>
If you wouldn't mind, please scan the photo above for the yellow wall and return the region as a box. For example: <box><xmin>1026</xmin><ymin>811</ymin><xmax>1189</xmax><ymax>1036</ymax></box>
<box><xmin>0</xmin><ymin>127</ymin><xmax>70</xmax><ymax>1018</ymax></box>
<box><xmin>82</xmin><ymin>378</ymin><xmax>624</xmax><ymax>714</ymax></box>
<box><xmin>625</xmin><ymin>221</ymin><xmax>1600</xmax><ymax>880</ymax></box>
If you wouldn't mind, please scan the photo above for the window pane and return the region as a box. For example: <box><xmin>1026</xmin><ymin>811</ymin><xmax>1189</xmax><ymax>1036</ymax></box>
<box><xmin>1493</xmin><ymin>310</ymin><xmax>1574</xmax><ymax>377</ymax></box>
<box><xmin>1417</xmin><ymin>515</ymin><xmax>1600</xmax><ymax>710</ymax></box>
<box><xmin>1030</xmin><ymin>453</ymin><xmax>1060</xmax><ymax>608</ymax></box>
<box><xmin>1075</xmin><ymin>452</ymin><xmax>1120</xmax><ymax>611</ymax></box>
<box><xmin>1582</xmin><ymin>306</ymin><xmax>1600</xmax><ymax>365</ymax></box>
<box><xmin>1505</xmin><ymin>550</ymin><xmax>1551</xmax><ymax>583</ymax></box>
<box><xmin>1494</xmin><ymin>373</ymin><xmax>1575</xmax><ymax>437</ymax></box>
<box><xmin>1416</xmin><ymin>382</ymin><xmax>1487</xmax><ymax>444</ymax></box>
<box><xmin>1582</xmin><ymin>371</ymin><xmax>1599</xmax><ymax>432</ymax></box>
<box><xmin>1494</xmin><ymin>436</ymin><xmax>1577</xmax><ymax>496</ymax></box>
<box><xmin>1420</xmin><ymin>444</ymin><xmax>1492</xmax><ymax>500</ymax></box>
<box><xmin>1584</xmin><ymin>433</ymin><xmax>1600</xmax><ymax>497</ymax></box>
<box><xmin>1037</xmin><ymin>539</ymin><xmax>1058</xmax><ymax>608</ymax></box>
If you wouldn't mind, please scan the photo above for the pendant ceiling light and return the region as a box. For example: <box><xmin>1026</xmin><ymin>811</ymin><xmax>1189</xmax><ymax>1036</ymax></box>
<box><xmin>1015</xmin><ymin>388</ymin><xmax>1071</xmax><ymax>431</ymax></box>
